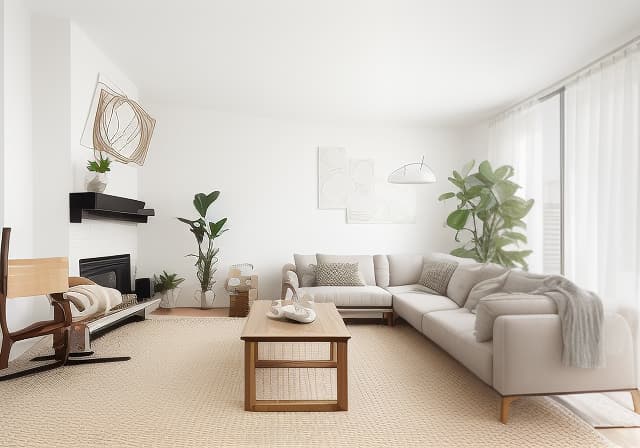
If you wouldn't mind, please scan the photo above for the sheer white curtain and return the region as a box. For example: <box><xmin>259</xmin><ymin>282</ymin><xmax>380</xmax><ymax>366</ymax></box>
<box><xmin>488</xmin><ymin>104</ymin><xmax>544</xmax><ymax>272</ymax></box>
<box><xmin>564</xmin><ymin>46</ymin><xmax>640</xmax><ymax>330</ymax></box>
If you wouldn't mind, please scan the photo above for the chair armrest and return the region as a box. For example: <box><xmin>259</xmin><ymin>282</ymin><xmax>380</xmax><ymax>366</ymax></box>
<box><xmin>493</xmin><ymin>313</ymin><xmax>636</xmax><ymax>395</ymax></box>
<box><xmin>48</xmin><ymin>292</ymin><xmax>73</xmax><ymax>326</ymax></box>
<box><xmin>281</xmin><ymin>263</ymin><xmax>298</xmax><ymax>299</ymax></box>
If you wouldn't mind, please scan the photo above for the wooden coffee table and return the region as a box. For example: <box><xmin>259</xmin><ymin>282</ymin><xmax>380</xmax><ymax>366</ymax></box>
<box><xmin>240</xmin><ymin>301</ymin><xmax>351</xmax><ymax>412</ymax></box>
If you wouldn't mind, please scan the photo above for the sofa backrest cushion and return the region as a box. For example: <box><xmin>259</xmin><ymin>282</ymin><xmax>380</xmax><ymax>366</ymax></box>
<box><xmin>373</xmin><ymin>254</ymin><xmax>390</xmax><ymax>287</ymax></box>
<box><xmin>387</xmin><ymin>254</ymin><xmax>424</xmax><ymax>286</ymax></box>
<box><xmin>447</xmin><ymin>262</ymin><xmax>508</xmax><ymax>307</ymax></box>
<box><xmin>316</xmin><ymin>254</ymin><xmax>376</xmax><ymax>286</ymax></box>
<box><xmin>294</xmin><ymin>254</ymin><xmax>317</xmax><ymax>286</ymax></box>
<box><xmin>503</xmin><ymin>271</ymin><xmax>548</xmax><ymax>293</ymax></box>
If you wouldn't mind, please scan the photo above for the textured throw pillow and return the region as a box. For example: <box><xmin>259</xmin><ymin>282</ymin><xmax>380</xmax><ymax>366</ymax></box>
<box><xmin>301</xmin><ymin>264</ymin><xmax>317</xmax><ymax>287</ymax></box>
<box><xmin>315</xmin><ymin>262</ymin><xmax>365</xmax><ymax>287</ymax></box>
<box><xmin>418</xmin><ymin>261</ymin><xmax>458</xmax><ymax>295</ymax></box>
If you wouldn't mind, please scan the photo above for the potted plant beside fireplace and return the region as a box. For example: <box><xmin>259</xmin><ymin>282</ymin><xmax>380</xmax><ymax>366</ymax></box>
<box><xmin>178</xmin><ymin>191</ymin><xmax>229</xmax><ymax>309</ymax></box>
<box><xmin>154</xmin><ymin>271</ymin><xmax>185</xmax><ymax>308</ymax></box>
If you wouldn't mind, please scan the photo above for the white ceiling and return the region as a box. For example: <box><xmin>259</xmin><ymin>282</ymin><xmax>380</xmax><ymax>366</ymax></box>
<box><xmin>26</xmin><ymin>0</ymin><xmax>640</xmax><ymax>126</ymax></box>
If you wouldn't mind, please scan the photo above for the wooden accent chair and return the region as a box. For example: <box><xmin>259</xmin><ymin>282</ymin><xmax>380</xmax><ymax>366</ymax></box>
<box><xmin>0</xmin><ymin>227</ymin><xmax>128</xmax><ymax>381</ymax></box>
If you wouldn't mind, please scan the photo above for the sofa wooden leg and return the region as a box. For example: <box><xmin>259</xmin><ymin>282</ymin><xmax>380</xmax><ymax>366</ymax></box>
<box><xmin>500</xmin><ymin>396</ymin><xmax>519</xmax><ymax>424</ymax></box>
<box><xmin>630</xmin><ymin>390</ymin><xmax>640</xmax><ymax>413</ymax></box>
<box><xmin>383</xmin><ymin>312</ymin><xmax>394</xmax><ymax>326</ymax></box>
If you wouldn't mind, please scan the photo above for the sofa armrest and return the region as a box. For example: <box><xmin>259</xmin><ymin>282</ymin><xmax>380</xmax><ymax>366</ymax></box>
<box><xmin>281</xmin><ymin>263</ymin><xmax>299</xmax><ymax>300</ymax></box>
<box><xmin>493</xmin><ymin>313</ymin><xmax>636</xmax><ymax>396</ymax></box>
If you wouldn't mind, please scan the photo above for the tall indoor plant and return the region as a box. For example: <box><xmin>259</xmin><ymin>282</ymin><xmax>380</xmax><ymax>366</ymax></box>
<box><xmin>178</xmin><ymin>191</ymin><xmax>229</xmax><ymax>309</ymax></box>
<box><xmin>438</xmin><ymin>160</ymin><xmax>534</xmax><ymax>270</ymax></box>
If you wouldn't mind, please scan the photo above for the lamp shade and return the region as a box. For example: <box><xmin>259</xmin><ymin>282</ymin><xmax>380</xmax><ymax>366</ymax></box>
<box><xmin>388</xmin><ymin>157</ymin><xmax>436</xmax><ymax>184</ymax></box>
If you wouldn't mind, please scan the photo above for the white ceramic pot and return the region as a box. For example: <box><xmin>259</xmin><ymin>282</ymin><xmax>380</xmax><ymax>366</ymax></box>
<box><xmin>194</xmin><ymin>289</ymin><xmax>216</xmax><ymax>309</ymax></box>
<box><xmin>86</xmin><ymin>172</ymin><xmax>108</xmax><ymax>193</ymax></box>
<box><xmin>159</xmin><ymin>287</ymin><xmax>181</xmax><ymax>308</ymax></box>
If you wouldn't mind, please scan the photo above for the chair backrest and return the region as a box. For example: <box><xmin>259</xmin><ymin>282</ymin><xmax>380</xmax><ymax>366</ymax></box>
<box><xmin>0</xmin><ymin>228</ymin><xmax>69</xmax><ymax>333</ymax></box>
<box><xmin>1</xmin><ymin>229</ymin><xmax>68</xmax><ymax>299</ymax></box>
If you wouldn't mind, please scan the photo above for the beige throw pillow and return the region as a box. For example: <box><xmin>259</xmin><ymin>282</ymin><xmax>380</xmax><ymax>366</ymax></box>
<box><xmin>301</xmin><ymin>264</ymin><xmax>317</xmax><ymax>287</ymax></box>
<box><xmin>315</xmin><ymin>262</ymin><xmax>365</xmax><ymax>287</ymax></box>
<box><xmin>418</xmin><ymin>260</ymin><xmax>458</xmax><ymax>295</ymax></box>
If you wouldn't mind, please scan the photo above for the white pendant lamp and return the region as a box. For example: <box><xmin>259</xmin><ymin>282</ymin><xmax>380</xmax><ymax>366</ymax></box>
<box><xmin>388</xmin><ymin>156</ymin><xmax>436</xmax><ymax>184</ymax></box>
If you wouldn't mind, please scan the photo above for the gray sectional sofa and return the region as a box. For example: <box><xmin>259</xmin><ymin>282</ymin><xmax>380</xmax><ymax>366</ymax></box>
<box><xmin>281</xmin><ymin>253</ymin><xmax>638</xmax><ymax>423</ymax></box>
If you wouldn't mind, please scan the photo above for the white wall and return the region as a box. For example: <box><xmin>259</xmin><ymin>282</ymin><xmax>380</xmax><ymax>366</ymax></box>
<box><xmin>67</xmin><ymin>23</ymin><xmax>140</xmax><ymax>281</ymax></box>
<box><xmin>2</xmin><ymin>2</ymin><xmax>55</xmax><ymax>359</ymax></box>
<box><xmin>3</xmin><ymin>0</ymin><xmax>33</xmax><ymax>258</ymax></box>
<box><xmin>0</xmin><ymin>0</ymin><xmax>5</xmax><ymax>228</ymax></box>
<box><xmin>138</xmin><ymin>105</ymin><xmax>475</xmax><ymax>306</ymax></box>
<box><xmin>0</xmin><ymin>14</ymin><xmax>140</xmax><ymax>359</ymax></box>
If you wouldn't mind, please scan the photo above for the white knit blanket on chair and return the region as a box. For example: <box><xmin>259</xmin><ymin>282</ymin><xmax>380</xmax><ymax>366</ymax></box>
<box><xmin>63</xmin><ymin>284</ymin><xmax>123</xmax><ymax>319</ymax></box>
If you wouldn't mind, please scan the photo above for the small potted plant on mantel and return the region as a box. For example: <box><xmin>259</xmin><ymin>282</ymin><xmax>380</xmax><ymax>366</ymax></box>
<box><xmin>86</xmin><ymin>152</ymin><xmax>112</xmax><ymax>193</ymax></box>
<box><xmin>154</xmin><ymin>271</ymin><xmax>185</xmax><ymax>308</ymax></box>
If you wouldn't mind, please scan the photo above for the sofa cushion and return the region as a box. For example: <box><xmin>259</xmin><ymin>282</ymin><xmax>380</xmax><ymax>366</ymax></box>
<box><xmin>418</xmin><ymin>260</ymin><xmax>458</xmax><ymax>295</ymax></box>
<box><xmin>446</xmin><ymin>262</ymin><xmax>507</xmax><ymax>307</ymax></box>
<box><xmin>316</xmin><ymin>262</ymin><xmax>365</xmax><ymax>287</ymax></box>
<box><xmin>297</xmin><ymin>285</ymin><xmax>392</xmax><ymax>307</ymax></box>
<box><xmin>422</xmin><ymin>309</ymin><xmax>493</xmax><ymax>385</ymax></box>
<box><xmin>474</xmin><ymin>293</ymin><xmax>557</xmax><ymax>342</ymax></box>
<box><xmin>294</xmin><ymin>254</ymin><xmax>317</xmax><ymax>286</ymax></box>
<box><xmin>465</xmin><ymin>271</ymin><xmax>510</xmax><ymax>311</ymax></box>
<box><xmin>373</xmin><ymin>254</ymin><xmax>390</xmax><ymax>287</ymax></box>
<box><xmin>387</xmin><ymin>254</ymin><xmax>424</xmax><ymax>286</ymax></box>
<box><xmin>316</xmin><ymin>254</ymin><xmax>376</xmax><ymax>286</ymax></box>
<box><xmin>503</xmin><ymin>271</ymin><xmax>549</xmax><ymax>292</ymax></box>
<box><xmin>388</xmin><ymin>285</ymin><xmax>459</xmax><ymax>331</ymax></box>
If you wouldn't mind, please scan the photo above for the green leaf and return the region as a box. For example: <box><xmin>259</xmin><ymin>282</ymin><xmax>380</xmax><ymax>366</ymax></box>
<box><xmin>446</xmin><ymin>209</ymin><xmax>470</xmax><ymax>230</ymax></box>
<box><xmin>450</xmin><ymin>247</ymin><xmax>479</xmax><ymax>260</ymax></box>
<box><xmin>193</xmin><ymin>191</ymin><xmax>220</xmax><ymax>217</ymax></box>
<box><xmin>500</xmin><ymin>198</ymin><xmax>534</xmax><ymax>219</ymax></box>
<box><xmin>494</xmin><ymin>165</ymin><xmax>514</xmax><ymax>180</ymax></box>
<box><xmin>492</xmin><ymin>180</ymin><xmax>519</xmax><ymax>203</ymax></box>
<box><xmin>209</xmin><ymin>217</ymin><xmax>228</xmax><ymax>238</ymax></box>
<box><xmin>503</xmin><ymin>231</ymin><xmax>527</xmax><ymax>244</ymax></box>
<box><xmin>447</xmin><ymin>176</ymin><xmax>464</xmax><ymax>189</ymax></box>
<box><xmin>460</xmin><ymin>160</ymin><xmax>475</xmax><ymax>178</ymax></box>
<box><xmin>465</xmin><ymin>185</ymin><xmax>484</xmax><ymax>199</ymax></box>
<box><xmin>478</xmin><ymin>161</ymin><xmax>495</xmax><ymax>183</ymax></box>
<box><xmin>438</xmin><ymin>192</ymin><xmax>455</xmax><ymax>201</ymax></box>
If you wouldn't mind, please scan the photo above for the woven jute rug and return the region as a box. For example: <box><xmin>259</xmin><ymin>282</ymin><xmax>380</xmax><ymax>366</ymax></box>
<box><xmin>0</xmin><ymin>318</ymin><xmax>612</xmax><ymax>447</ymax></box>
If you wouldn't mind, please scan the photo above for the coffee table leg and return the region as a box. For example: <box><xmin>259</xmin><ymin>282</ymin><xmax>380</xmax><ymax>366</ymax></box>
<box><xmin>336</xmin><ymin>341</ymin><xmax>348</xmax><ymax>411</ymax></box>
<box><xmin>244</xmin><ymin>341</ymin><xmax>257</xmax><ymax>411</ymax></box>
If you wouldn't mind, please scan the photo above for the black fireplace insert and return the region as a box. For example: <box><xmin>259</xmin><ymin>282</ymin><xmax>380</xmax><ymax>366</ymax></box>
<box><xmin>79</xmin><ymin>254</ymin><xmax>132</xmax><ymax>294</ymax></box>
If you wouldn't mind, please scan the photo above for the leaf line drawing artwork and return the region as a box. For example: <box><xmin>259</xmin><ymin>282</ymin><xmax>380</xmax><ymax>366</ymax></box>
<box><xmin>81</xmin><ymin>75</ymin><xmax>156</xmax><ymax>166</ymax></box>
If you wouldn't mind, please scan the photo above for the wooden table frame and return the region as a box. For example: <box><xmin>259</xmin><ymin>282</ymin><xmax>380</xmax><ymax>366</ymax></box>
<box><xmin>241</xmin><ymin>302</ymin><xmax>350</xmax><ymax>412</ymax></box>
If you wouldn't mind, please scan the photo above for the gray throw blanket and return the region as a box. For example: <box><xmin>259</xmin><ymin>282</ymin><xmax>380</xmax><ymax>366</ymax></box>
<box><xmin>532</xmin><ymin>276</ymin><xmax>605</xmax><ymax>368</ymax></box>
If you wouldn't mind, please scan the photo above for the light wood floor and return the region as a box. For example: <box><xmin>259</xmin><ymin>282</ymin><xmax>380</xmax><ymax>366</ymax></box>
<box><xmin>151</xmin><ymin>307</ymin><xmax>230</xmax><ymax>317</ymax></box>
<box><xmin>149</xmin><ymin>308</ymin><xmax>638</xmax><ymax>447</ymax></box>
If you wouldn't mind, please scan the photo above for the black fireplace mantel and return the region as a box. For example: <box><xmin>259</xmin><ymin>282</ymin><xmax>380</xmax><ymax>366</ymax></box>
<box><xmin>70</xmin><ymin>192</ymin><xmax>155</xmax><ymax>224</ymax></box>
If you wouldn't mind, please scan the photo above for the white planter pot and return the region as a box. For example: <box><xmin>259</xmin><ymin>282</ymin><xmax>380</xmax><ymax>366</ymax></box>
<box><xmin>159</xmin><ymin>287</ymin><xmax>181</xmax><ymax>308</ymax></box>
<box><xmin>193</xmin><ymin>289</ymin><xmax>216</xmax><ymax>309</ymax></box>
<box><xmin>86</xmin><ymin>172</ymin><xmax>109</xmax><ymax>193</ymax></box>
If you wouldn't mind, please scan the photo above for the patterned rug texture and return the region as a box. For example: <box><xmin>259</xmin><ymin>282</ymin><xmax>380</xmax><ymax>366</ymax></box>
<box><xmin>0</xmin><ymin>318</ymin><xmax>612</xmax><ymax>447</ymax></box>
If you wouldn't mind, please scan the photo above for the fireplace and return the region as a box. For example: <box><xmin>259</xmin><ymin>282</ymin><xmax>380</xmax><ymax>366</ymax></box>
<box><xmin>79</xmin><ymin>254</ymin><xmax>132</xmax><ymax>294</ymax></box>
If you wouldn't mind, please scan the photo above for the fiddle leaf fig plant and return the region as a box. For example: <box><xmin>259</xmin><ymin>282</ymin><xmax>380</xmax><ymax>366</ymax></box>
<box><xmin>438</xmin><ymin>160</ymin><xmax>534</xmax><ymax>270</ymax></box>
<box><xmin>178</xmin><ymin>191</ymin><xmax>229</xmax><ymax>307</ymax></box>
